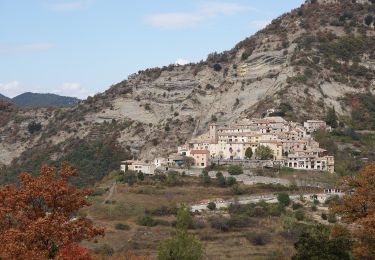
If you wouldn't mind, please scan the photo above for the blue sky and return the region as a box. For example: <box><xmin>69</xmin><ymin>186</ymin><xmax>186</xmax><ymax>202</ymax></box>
<box><xmin>0</xmin><ymin>0</ymin><xmax>304</xmax><ymax>99</ymax></box>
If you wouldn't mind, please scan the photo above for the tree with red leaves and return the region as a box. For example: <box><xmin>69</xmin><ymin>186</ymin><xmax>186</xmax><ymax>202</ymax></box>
<box><xmin>0</xmin><ymin>162</ymin><xmax>104</xmax><ymax>259</ymax></box>
<box><xmin>333</xmin><ymin>163</ymin><xmax>375</xmax><ymax>259</ymax></box>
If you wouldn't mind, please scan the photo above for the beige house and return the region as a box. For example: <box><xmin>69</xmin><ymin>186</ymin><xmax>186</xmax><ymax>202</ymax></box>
<box><xmin>304</xmin><ymin>120</ymin><xmax>327</xmax><ymax>133</ymax></box>
<box><xmin>190</xmin><ymin>150</ymin><xmax>210</xmax><ymax>168</ymax></box>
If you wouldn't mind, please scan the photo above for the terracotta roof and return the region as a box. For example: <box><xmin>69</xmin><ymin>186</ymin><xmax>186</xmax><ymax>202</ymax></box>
<box><xmin>190</xmin><ymin>150</ymin><xmax>209</xmax><ymax>155</ymax></box>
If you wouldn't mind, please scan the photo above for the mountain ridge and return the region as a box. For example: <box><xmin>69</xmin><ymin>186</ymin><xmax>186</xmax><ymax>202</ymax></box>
<box><xmin>0</xmin><ymin>92</ymin><xmax>80</xmax><ymax>108</ymax></box>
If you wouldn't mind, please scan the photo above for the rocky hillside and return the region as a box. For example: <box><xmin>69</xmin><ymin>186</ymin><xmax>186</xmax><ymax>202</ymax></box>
<box><xmin>1</xmin><ymin>0</ymin><xmax>375</xmax><ymax>186</ymax></box>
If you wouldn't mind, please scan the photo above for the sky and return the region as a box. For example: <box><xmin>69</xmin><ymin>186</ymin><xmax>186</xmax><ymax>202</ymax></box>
<box><xmin>0</xmin><ymin>0</ymin><xmax>305</xmax><ymax>99</ymax></box>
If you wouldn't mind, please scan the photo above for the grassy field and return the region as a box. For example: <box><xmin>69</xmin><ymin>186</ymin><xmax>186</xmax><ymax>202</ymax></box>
<box><xmin>81</xmin><ymin>172</ymin><xmax>332</xmax><ymax>259</ymax></box>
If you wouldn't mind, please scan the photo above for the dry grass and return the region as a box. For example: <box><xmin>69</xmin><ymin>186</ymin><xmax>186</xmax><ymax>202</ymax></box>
<box><xmin>83</xmin><ymin>175</ymin><xmax>300</xmax><ymax>259</ymax></box>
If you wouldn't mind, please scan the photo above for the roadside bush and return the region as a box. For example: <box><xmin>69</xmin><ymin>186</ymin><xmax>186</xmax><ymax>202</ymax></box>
<box><xmin>228</xmin><ymin>165</ymin><xmax>243</xmax><ymax>175</ymax></box>
<box><xmin>311</xmin><ymin>205</ymin><xmax>318</xmax><ymax>212</ymax></box>
<box><xmin>321</xmin><ymin>213</ymin><xmax>328</xmax><ymax>220</ymax></box>
<box><xmin>137</xmin><ymin>215</ymin><xmax>157</xmax><ymax>227</ymax></box>
<box><xmin>225</xmin><ymin>176</ymin><xmax>237</xmax><ymax>186</ymax></box>
<box><xmin>277</xmin><ymin>193</ymin><xmax>291</xmax><ymax>207</ymax></box>
<box><xmin>115</xmin><ymin>223</ymin><xmax>130</xmax><ymax>230</ymax></box>
<box><xmin>207</xmin><ymin>202</ymin><xmax>216</xmax><ymax>211</ymax></box>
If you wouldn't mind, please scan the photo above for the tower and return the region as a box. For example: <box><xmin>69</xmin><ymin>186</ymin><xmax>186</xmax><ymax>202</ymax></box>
<box><xmin>209</xmin><ymin>124</ymin><xmax>218</xmax><ymax>142</ymax></box>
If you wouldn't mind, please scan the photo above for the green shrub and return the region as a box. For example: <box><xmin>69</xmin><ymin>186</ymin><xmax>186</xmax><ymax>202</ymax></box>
<box><xmin>216</xmin><ymin>172</ymin><xmax>226</xmax><ymax>187</ymax></box>
<box><xmin>321</xmin><ymin>213</ymin><xmax>328</xmax><ymax>220</ymax></box>
<box><xmin>201</xmin><ymin>171</ymin><xmax>211</xmax><ymax>186</ymax></box>
<box><xmin>277</xmin><ymin>193</ymin><xmax>291</xmax><ymax>207</ymax></box>
<box><xmin>225</xmin><ymin>176</ymin><xmax>237</xmax><ymax>186</ymax></box>
<box><xmin>115</xmin><ymin>223</ymin><xmax>130</xmax><ymax>230</ymax></box>
<box><xmin>295</xmin><ymin>210</ymin><xmax>305</xmax><ymax>221</ymax></box>
<box><xmin>228</xmin><ymin>214</ymin><xmax>254</xmax><ymax>228</ymax></box>
<box><xmin>231</xmin><ymin>185</ymin><xmax>244</xmax><ymax>195</ymax></box>
<box><xmin>137</xmin><ymin>214</ymin><xmax>157</xmax><ymax>227</ymax></box>
<box><xmin>267</xmin><ymin>203</ymin><xmax>285</xmax><ymax>217</ymax></box>
<box><xmin>137</xmin><ymin>171</ymin><xmax>144</xmax><ymax>181</ymax></box>
<box><xmin>292</xmin><ymin>203</ymin><xmax>304</xmax><ymax>210</ymax></box>
<box><xmin>213</xmin><ymin>63</ymin><xmax>222</xmax><ymax>71</ymax></box>
<box><xmin>115</xmin><ymin>174</ymin><xmax>124</xmax><ymax>182</ymax></box>
<box><xmin>207</xmin><ymin>202</ymin><xmax>216</xmax><ymax>211</ymax></box>
<box><xmin>228</xmin><ymin>165</ymin><xmax>243</xmax><ymax>175</ymax></box>
<box><xmin>28</xmin><ymin>121</ymin><xmax>42</xmax><ymax>134</ymax></box>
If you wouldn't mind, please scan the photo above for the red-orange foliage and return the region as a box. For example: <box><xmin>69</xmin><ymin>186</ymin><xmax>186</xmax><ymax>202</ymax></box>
<box><xmin>333</xmin><ymin>163</ymin><xmax>375</xmax><ymax>259</ymax></box>
<box><xmin>57</xmin><ymin>243</ymin><xmax>92</xmax><ymax>260</ymax></box>
<box><xmin>0</xmin><ymin>162</ymin><xmax>104</xmax><ymax>259</ymax></box>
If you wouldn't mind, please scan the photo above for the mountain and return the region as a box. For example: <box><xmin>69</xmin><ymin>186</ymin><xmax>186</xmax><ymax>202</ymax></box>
<box><xmin>0</xmin><ymin>93</ymin><xmax>11</xmax><ymax>102</ymax></box>
<box><xmin>1</xmin><ymin>0</ymin><xmax>375</xmax><ymax>186</ymax></box>
<box><xmin>10</xmin><ymin>92</ymin><xmax>80</xmax><ymax>108</ymax></box>
<box><xmin>0</xmin><ymin>92</ymin><xmax>80</xmax><ymax>108</ymax></box>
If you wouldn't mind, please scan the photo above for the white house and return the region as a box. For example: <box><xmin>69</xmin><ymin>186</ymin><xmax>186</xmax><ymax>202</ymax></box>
<box><xmin>121</xmin><ymin>160</ymin><xmax>156</xmax><ymax>175</ymax></box>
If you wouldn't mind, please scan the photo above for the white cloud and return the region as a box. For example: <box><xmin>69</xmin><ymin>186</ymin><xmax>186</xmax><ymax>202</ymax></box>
<box><xmin>0</xmin><ymin>81</ymin><xmax>25</xmax><ymax>98</ymax></box>
<box><xmin>55</xmin><ymin>83</ymin><xmax>93</xmax><ymax>99</ymax></box>
<box><xmin>145</xmin><ymin>2</ymin><xmax>255</xmax><ymax>30</ymax></box>
<box><xmin>0</xmin><ymin>43</ymin><xmax>55</xmax><ymax>54</ymax></box>
<box><xmin>249</xmin><ymin>20</ymin><xmax>271</xmax><ymax>30</ymax></box>
<box><xmin>47</xmin><ymin>1</ymin><xmax>88</xmax><ymax>12</ymax></box>
<box><xmin>175</xmin><ymin>58</ymin><xmax>190</xmax><ymax>66</ymax></box>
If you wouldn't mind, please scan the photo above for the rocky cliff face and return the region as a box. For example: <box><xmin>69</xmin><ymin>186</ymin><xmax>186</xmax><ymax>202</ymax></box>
<box><xmin>1</xmin><ymin>0</ymin><xmax>375</xmax><ymax>184</ymax></box>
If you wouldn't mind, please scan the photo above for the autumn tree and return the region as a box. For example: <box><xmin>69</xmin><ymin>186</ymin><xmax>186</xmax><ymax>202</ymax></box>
<box><xmin>0</xmin><ymin>162</ymin><xmax>104</xmax><ymax>259</ymax></box>
<box><xmin>333</xmin><ymin>163</ymin><xmax>375</xmax><ymax>259</ymax></box>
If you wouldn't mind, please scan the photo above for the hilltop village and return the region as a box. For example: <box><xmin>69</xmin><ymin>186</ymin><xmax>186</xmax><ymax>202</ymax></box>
<box><xmin>123</xmin><ymin>116</ymin><xmax>335</xmax><ymax>174</ymax></box>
